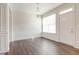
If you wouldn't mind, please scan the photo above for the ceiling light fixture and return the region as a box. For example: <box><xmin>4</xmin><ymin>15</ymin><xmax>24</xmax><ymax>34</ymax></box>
<box><xmin>36</xmin><ymin>3</ymin><xmax>40</xmax><ymax>17</ymax></box>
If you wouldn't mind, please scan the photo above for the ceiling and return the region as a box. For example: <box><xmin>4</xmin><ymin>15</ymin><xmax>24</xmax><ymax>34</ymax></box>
<box><xmin>9</xmin><ymin>3</ymin><xmax>62</xmax><ymax>15</ymax></box>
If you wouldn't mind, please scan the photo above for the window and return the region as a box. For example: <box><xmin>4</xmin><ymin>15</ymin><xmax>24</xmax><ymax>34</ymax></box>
<box><xmin>59</xmin><ymin>8</ymin><xmax>73</xmax><ymax>15</ymax></box>
<box><xmin>43</xmin><ymin>14</ymin><xmax>56</xmax><ymax>33</ymax></box>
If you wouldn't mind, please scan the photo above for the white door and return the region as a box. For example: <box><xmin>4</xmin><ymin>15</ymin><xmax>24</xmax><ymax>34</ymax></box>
<box><xmin>59</xmin><ymin>6</ymin><xmax>75</xmax><ymax>46</ymax></box>
<box><xmin>75</xmin><ymin>4</ymin><xmax>79</xmax><ymax>48</ymax></box>
<box><xmin>0</xmin><ymin>4</ymin><xmax>9</xmax><ymax>53</ymax></box>
<box><xmin>0</xmin><ymin>5</ymin><xmax>1</xmax><ymax>52</ymax></box>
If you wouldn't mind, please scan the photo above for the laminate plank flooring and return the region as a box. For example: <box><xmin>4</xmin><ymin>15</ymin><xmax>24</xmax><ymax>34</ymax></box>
<box><xmin>7</xmin><ymin>37</ymin><xmax>79</xmax><ymax>55</ymax></box>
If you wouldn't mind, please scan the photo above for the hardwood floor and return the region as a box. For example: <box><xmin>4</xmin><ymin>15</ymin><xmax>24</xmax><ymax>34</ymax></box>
<box><xmin>7</xmin><ymin>37</ymin><xmax>79</xmax><ymax>55</ymax></box>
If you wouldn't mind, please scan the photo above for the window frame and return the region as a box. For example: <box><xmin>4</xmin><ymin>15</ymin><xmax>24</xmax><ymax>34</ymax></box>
<box><xmin>42</xmin><ymin>13</ymin><xmax>56</xmax><ymax>33</ymax></box>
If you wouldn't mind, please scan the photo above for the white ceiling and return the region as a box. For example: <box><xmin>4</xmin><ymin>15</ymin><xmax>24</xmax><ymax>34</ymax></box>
<box><xmin>9</xmin><ymin>3</ymin><xmax>62</xmax><ymax>15</ymax></box>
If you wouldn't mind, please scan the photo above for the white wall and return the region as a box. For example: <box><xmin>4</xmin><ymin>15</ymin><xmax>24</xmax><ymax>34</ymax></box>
<box><xmin>10</xmin><ymin>9</ymin><xmax>41</xmax><ymax>41</ymax></box>
<box><xmin>42</xmin><ymin>33</ymin><xmax>57</xmax><ymax>40</ymax></box>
